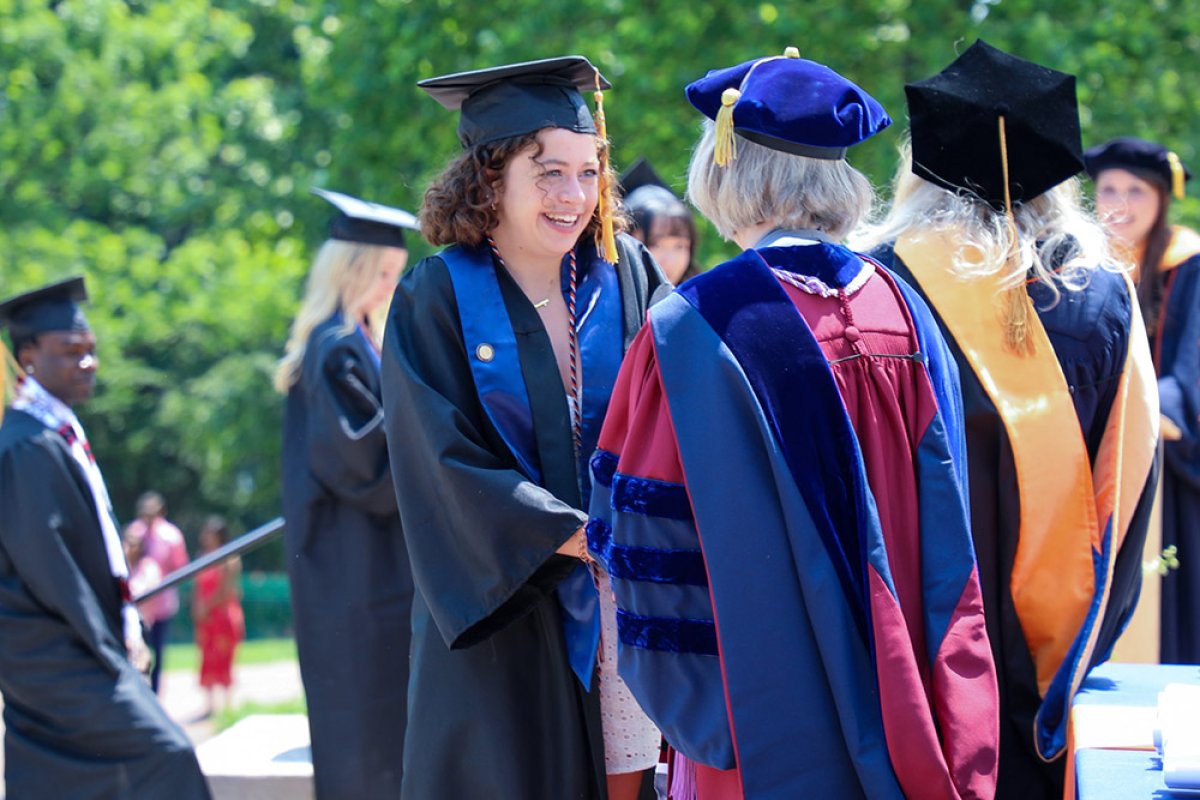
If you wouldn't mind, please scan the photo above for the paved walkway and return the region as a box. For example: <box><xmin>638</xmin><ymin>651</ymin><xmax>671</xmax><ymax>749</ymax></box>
<box><xmin>0</xmin><ymin>661</ymin><xmax>304</xmax><ymax>799</ymax></box>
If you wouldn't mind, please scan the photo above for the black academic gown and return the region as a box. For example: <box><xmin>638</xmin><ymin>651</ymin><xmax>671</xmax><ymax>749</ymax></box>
<box><xmin>1155</xmin><ymin>249</ymin><xmax>1200</xmax><ymax>664</ymax></box>
<box><xmin>281</xmin><ymin>315</ymin><xmax>414</xmax><ymax>800</ymax></box>
<box><xmin>0</xmin><ymin>408</ymin><xmax>209</xmax><ymax>800</ymax></box>
<box><xmin>381</xmin><ymin>234</ymin><xmax>664</xmax><ymax>800</ymax></box>
<box><xmin>880</xmin><ymin>248</ymin><xmax>1157</xmax><ymax>800</ymax></box>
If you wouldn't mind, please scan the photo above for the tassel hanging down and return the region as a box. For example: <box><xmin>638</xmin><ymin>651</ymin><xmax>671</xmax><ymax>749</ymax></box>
<box><xmin>713</xmin><ymin>88</ymin><xmax>741</xmax><ymax>168</ymax></box>
<box><xmin>998</xmin><ymin>114</ymin><xmax>1034</xmax><ymax>355</ymax></box>
<box><xmin>592</xmin><ymin>70</ymin><xmax>619</xmax><ymax>264</ymax></box>
<box><xmin>1168</xmin><ymin>151</ymin><xmax>1187</xmax><ymax>201</ymax></box>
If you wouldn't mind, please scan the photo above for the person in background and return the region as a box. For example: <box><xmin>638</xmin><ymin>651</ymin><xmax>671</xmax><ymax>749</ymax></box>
<box><xmin>383</xmin><ymin>56</ymin><xmax>666</xmax><ymax>800</ymax></box>
<box><xmin>862</xmin><ymin>41</ymin><xmax>1158</xmax><ymax>799</ymax></box>
<box><xmin>276</xmin><ymin>188</ymin><xmax>417</xmax><ymax>800</ymax></box>
<box><xmin>192</xmin><ymin>515</ymin><xmax>244</xmax><ymax>719</ymax></box>
<box><xmin>124</xmin><ymin>489</ymin><xmax>189</xmax><ymax>694</ymax></box>
<box><xmin>125</xmin><ymin>526</ymin><xmax>163</xmax><ymax>627</ymax></box>
<box><xmin>621</xmin><ymin>157</ymin><xmax>701</xmax><ymax>285</ymax></box>
<box><xmin>589</xmin><ymin>48</ymin><xmax>998</xmax><ymax>799</ymax></box>
<box><xmin>1085</xmin><ymin>137</ymin><xmax>1200</xmax><ymax>665</ymax></box>
<box><xmin>0</xmin><ymin>277</ymin><xmax>209</xmax><ymax>798</ymax></box>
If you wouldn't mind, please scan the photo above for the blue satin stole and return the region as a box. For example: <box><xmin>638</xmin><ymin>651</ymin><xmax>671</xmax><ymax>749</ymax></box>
<box><xmin>440</xmin><ymin>242</ymin><xmax>623</xmax><ymax>688</ymax></box>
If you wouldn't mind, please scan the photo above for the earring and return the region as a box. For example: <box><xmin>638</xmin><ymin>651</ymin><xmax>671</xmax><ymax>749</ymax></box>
<box><xmin>24</xmin><ymin>364</ymin><xmax>34</xmax><ymax>375</ymax></box>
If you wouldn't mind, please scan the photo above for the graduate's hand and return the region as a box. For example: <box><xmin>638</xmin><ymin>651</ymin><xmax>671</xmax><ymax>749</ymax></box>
<box><xmin>1162</xmin><ymin>414</ymin><xmax>1184</xmax><ymax>442</ymax></box>
<box><xmin>555</xmin><ymin>527</ymin><xmax>589</xmax><ymax>559</ymax></box>
<box><xmin>126</xmin><ymin>636</ymin><xmax>152</xmax><ymax>675</ymax></box>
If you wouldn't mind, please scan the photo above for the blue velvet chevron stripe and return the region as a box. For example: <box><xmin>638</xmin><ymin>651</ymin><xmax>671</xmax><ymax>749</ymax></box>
<box><xmin>617</xmin><ymin>609</ymin><xmax>718</xmax><ymax>655</ymax></box>
<box><xmin>611</xmin><ymin>474</ymin><xmax>693</xmax><ymax>521</ymax></box>
<box><xmin>587</xmin><ymin>517</ymin><xmax>708</xmax><ymax>587</ymax></box>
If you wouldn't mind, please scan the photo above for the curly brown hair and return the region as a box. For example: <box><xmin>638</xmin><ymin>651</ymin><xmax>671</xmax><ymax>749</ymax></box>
<box><xmin>420</xmin><ymin>130</ymin><xmax>625</xmax><ymax>248</ymax></box>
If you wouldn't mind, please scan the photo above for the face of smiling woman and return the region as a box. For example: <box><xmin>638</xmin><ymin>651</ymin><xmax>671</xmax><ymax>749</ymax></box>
<box><xmin>491</xmin><ymin>127</ymin><xmax>600</xmax><ymax>267</ymax></box>
<box><xmin>1095</xmin><ymin>167</ymin><xmax>1163</xmax><ymax>250</ymax></box>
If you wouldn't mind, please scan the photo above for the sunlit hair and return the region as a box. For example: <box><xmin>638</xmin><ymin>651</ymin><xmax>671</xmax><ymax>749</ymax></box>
<box><xmin>421</xmin><ymin>129</ymin><xmax>625</xmax><ymax>248</ymax></box>
<box><xmin>687</xmin><ymin>119</ymin><xmax>874</xmax><ymax>242</ymax></box>
<box><xmin>854</xmin><ymin>140</ymin><xmax>1119</xmax><ymax>303</ymax></box>
<box><xmin>274</xmin><ymin>239</ymin><xmax>396</xmax><ymax>393</ymax></box>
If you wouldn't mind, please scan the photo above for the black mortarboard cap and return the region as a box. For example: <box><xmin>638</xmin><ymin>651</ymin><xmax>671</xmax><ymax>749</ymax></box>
<box><xmin>418</xmin><ymin>56</ymin><xmax>610</xmax><ymax>149</ymax></box>
<box><xmin>619</xmin><ymin>157</ymin><xmax>683</xmax><ymax>212</ymax></box>
<box><xmin>1084</xmin><ymin>137</ymin><xmax>1191</xmax><ymax>200</ymax></box>
<box><xmin>906</xmin><ymin>40</ymin><xmax>1084</xmax><ymax>209</ymax></box>
<box><xmin>313</xmin><ymin>188</ymin><xmax>418</xmax><ymax>248</ymax></box>
<box><xmin>0</xmin><ymin>276</ymin><xmax>89</xmax><ymax>345</ymax></box>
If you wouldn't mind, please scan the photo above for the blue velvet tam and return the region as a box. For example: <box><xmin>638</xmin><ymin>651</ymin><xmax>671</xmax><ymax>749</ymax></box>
<box><xmin>685</xmin><ymin>47</ymin><xmax>891</xmax><ymax>161</ymax></box>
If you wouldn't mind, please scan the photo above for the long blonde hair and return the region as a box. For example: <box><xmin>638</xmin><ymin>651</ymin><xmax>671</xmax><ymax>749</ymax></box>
<box><xmin>854</xmin><ymin>141</ymin><xmax>1117</xmax><ymax>303</ymax></box>
<box><xmin>274</xmin><ymin>239</ymin><xmax>394</xmax><ymax>393</ymax></box>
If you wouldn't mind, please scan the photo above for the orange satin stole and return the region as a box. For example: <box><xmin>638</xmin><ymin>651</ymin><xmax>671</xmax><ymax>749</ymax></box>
<box><xmin>895</xmin><ymin>232</ymin><xmax>1157</xmax><ymax>721</ymax></box>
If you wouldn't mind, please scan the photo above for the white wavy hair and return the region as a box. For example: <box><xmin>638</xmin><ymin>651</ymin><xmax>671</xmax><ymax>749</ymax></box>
<box><xmin>687</xmin><ymin>119</ymin><xmax>875</xmax><ymax>242</ymax></box>
<box><xmin>853</xmin><ymin>141</ymin><xmax>1121</xmax><ymax>302</ymax></box>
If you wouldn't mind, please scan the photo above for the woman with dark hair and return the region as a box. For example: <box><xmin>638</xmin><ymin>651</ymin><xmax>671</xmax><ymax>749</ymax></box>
<box><xmin>621</xmin><ymin>158</ymin><xmax>701</xmax><ymax>284</ymax></box>
<box><xmin>1086</xmin><ymin>137</ymin><xmax>1200</xmax><ymax>665</ymax></box>
<box><xmin>381</xmin><ymin>57</ymin><xmax>665</xmax><ymax>799</ymax></box>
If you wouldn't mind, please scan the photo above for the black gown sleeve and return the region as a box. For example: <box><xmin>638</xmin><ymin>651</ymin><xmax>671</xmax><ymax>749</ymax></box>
<box><xmin>0</xmin><ymin>437</ymin><xmax>127</xmax><ymax>677</ymax></box>
<box><xmin>381</xmin><ymin>257</ymin><xmax>585</xmax><ymax>649</ymax></box>
<box><xmin>301</xmin><ymin>332</ymin><xmax>398</xmax><ymax>517</ymax></box>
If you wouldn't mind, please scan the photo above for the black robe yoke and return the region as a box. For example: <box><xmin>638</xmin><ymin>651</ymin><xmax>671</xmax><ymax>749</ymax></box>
<box><xmin>381</xmin><ymin>235</ymin><xmax>664</xmax><ymax>800</ymax></box>
<box><xmin>0</xmin><ymin>409</ymin><xmax>209</xmax><ymax>800</ymax></box>
<box><xmin>880</xmin><ymin>249</ymin><xmax>1157</xmax><ymax>800</ymax></box>
<box><xmin>281</xmin><ymin>316</ymin><xmax>414</xmax><ymax>800</ymax></box>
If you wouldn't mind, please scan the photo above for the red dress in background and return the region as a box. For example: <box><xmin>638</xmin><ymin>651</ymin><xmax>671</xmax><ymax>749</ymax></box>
<box><xmin>195</xmin><ymin>564</ymin><xmax>244</xmax><ymax>688</ymax></box>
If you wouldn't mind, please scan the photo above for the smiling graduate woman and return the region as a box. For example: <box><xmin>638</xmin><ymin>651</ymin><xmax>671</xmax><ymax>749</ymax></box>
<box><xmin>379</xmin><ymin>57</ymin><xmax>666</xmax><ymax>799</ymax></box>
<box><xmin>1086</xmin><ymin>138</ymin><xmax>1200</xmax><ymax>666</ymax></box>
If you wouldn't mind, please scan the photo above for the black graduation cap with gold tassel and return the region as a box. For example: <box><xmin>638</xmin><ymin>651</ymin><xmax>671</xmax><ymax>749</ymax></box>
<box><xmin>1084</xmin><ymin>136</ymin><xmax>1191</xmax><ymax>201</ymax></box>
<box><xmin>419</xmin><ymin>55</ymin><xmax>619</xmax><ymax>263</ymax></box>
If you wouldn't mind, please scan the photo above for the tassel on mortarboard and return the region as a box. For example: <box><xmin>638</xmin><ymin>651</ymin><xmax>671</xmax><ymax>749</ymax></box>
<box><xmin>713</xmin><ymin>88</ymin><xmax>740</xmax><ymax>168</ymax></box>
<box><xmin>1168</xmin><ymin>151</ymin><xmax>1187</xmax><ymax>201</ymax></box>
<box><xmin>592</xmin><ymin>70</ymin><xmax>619</xmax><ymax>264</ymax></box>
<box><xmin>997</xmin><ymin>114</ymin><xmax>1034</xmax><ymax>355</ymax></box>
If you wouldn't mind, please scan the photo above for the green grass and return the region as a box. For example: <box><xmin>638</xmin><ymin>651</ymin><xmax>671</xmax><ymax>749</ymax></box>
<box><xmin>163</xmin><ymin>637</ymin><xmax>298</xmax><ymax>673</ymax></box>
<box><xmin>214</xmin><ymin>696</ymin><xmax>308</xmax><ymax>733</ymax></box>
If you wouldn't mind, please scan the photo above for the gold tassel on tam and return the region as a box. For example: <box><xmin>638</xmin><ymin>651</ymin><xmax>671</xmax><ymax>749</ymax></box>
<box><xmin>998</xmin><ymin>114</ymin><xmax>1034</xmax><ymax>355</ymax></box>
<box><xmin>592</xmin><ymin>70</ymin><xmax>619</xmax><ymax>264</ymax></box>
<box><xmin>1168</xmin><ymin>151</ymin><xmax>1186</xmax><ymax>200</ymax></box>
<box><xmin>713</xmin><ymin>88</ymin><xmax>740</xmax><ymax>167</ymax></box>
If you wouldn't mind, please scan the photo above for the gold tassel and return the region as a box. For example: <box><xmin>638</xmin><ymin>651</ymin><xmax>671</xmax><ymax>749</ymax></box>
<box><xmin>713</xmin><ymin>88</ymin><xmax>740</xmax><ymax>167</ymax></box>
<box><xmin>998</xmin><ymin>115</ymin><xmax>1034</xmax><ymax>355</ymax></box>
<box><xmin>0</xmin><ymin>339</ymin><xmax>19</xmax><ymax>425</ymax></box>
<box><xmin>1168</xmin><ymin>151</ymin><xmax>1186</xmax><ymax>201</ymax></box>
<box><xmin>592</xmin><ymin>71</ymin><xmax>619</xmax><ymax>264</ymax></box>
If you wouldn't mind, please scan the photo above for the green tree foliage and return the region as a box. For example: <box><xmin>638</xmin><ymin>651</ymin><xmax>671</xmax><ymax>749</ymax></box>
<box><xmin>2</xmin><ymin>0</ymin><xmax>1197</xmax><ymax>563</ymax></box>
